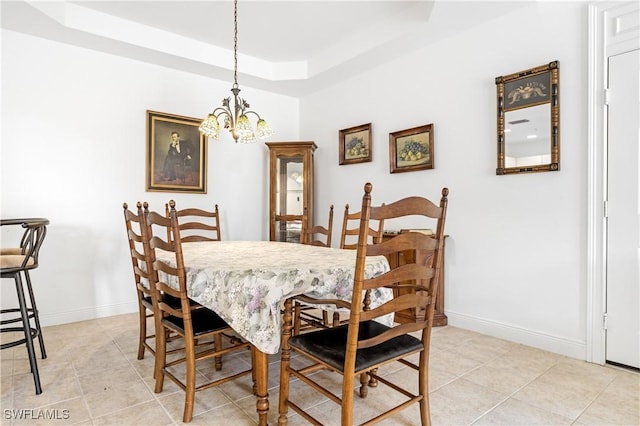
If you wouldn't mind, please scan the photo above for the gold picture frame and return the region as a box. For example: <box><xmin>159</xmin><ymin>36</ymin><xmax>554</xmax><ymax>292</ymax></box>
<box><xmin>146</xmin><ymin>110</ymin><xmax>207</xmax><ymax>193</ymax></box>
<box><xmin>389</xmin><ymin>124</ymin><xmax>434</xmax><ymax>173</ymax></box>
<box><xmin>339</xmin><ymin>123</ymin><xmax>372</xmax><ymax>165</ymax></box>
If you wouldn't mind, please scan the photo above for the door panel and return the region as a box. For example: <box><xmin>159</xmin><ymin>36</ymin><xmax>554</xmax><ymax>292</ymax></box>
<box><xmin>606</xmin><ymin>49</ymin><xmax>640</xmax><ymax>369</ymax></box>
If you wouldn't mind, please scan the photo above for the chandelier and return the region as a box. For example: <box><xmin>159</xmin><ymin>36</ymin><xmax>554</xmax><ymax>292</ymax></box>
<box><xmin>199</xmin><ymin>0</ymin><xmax>272</xmax><ymax>143</ymax></box>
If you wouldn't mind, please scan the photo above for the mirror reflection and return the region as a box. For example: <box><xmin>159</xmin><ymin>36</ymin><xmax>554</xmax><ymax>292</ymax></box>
<box><xmin>504</xmin><ymin>104</ymin><xmax>551</xmax><ymax>167</ymax></box>
<box><xmin>496</xmin><ymin>61</ymin><xmax>560</xmax><ymax>174</ymax></box>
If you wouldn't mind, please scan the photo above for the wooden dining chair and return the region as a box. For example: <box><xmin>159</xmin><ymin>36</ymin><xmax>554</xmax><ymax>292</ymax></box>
<box><xmin>294</xmin><ymin>205</ymin><xmax>335</xmax><ymax>334</ymax></box>
<box><xmin>122</xmin><ymin>202</ymin><xmax>157</xmax><ymax>360</ymax></box>
<box><xmin>340</xmin><ymin>203</ymin><xmax>385</xmax><ymax>250</ymax></box>
<box><xmin>300</xmin><ymin>205</ymin><xmax>333</xmax><ymax>247</ymax></box>
<box><xmin>278</xmin><ymin>183</ymin><xmax>449</xmax><ymax>426</ymax></box>
<box><xmin>165</xmin><ymin>203</ymin><xmax>222</xmax><ymax>242</ymax></box>
<box><xmin>143</xmin><ymin>200</ymin><xmax>254</xmax><ymax>423</ymax></box>
<box><xmin>272</xmin><ymin>213</ymin><xmax>304</xmax><ymax>243</ymax></box>
<box><xmin>300</xmin><ymin>203</ymin><xmax>385</xmax><ymax>332</ymax></box>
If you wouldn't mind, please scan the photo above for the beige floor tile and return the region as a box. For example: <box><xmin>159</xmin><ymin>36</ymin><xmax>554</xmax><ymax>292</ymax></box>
<box><xmin>2</xmin><ymin>315</ymin><xmax>636</xmax><ymax>425</ymax></box>
<box><xmin>12</xmin><ymin>374</ymin><xmax>82</xmax><ymax>410</ymax></box>
<box><xmin>577</xmin><ymin>397</ymin><xmax>640</xmax><ymax>426</ymax></box>
<box><xmin>11</xmin><ymin>396</ymin><xmax>90</xmax><ymax>426</ymax></box>
<box><xmin>77</xmin><ymin>364</ymin><xmax>142</xmax><ymax>395</ymax></box>
<box><xmin>157</xmin><ymin>385</ymin><xmax>232</xmax><ymax>423</ymax></box>
<box><xmin>189</xmin><ymin>402</ymin><xmax>255</xmax><ymax>425</ymax></box>
<box><xmin>429</xmin><ymin>348</ymin><xmax>484</xmax><ymax>377</ymax></box>
<box><xmin>429</xmin><ymin>378</ymin><xmax>508</xmax><ymax>425</ymax></box>
<box><xmin>83</xmin><ymin>379</ymin><xmax>153</xmax><ymax>419</ymax></box>
<box><xmin>92</xmin><ymin>400</ymin><xmax>173</xmax><ymax>426</ymax></box>
<box><xmin>473</xmin><ymin>397</ymin><xmax>574</xmax><ymax>425</ymax></box>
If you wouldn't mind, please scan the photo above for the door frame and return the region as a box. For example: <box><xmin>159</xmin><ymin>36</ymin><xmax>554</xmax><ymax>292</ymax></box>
<box><xmin>587</xmin><ymin>1</ymin><xmax>639</xmax><ymax>365</ymax></box>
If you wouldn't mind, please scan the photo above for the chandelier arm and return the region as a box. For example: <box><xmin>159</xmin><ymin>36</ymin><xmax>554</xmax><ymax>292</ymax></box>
<box><xmin>242</xmin><ymin>110</ymin><xmax>263</xmax><ymax>120</ymax></box>
<box><xmin>211</xmin><ymin>107</ymin><xmax>232</xmax><ymax>117</ymax></box>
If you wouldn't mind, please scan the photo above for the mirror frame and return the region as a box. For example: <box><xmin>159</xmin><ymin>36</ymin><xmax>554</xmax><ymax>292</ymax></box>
<box><xmin>496</xmin><ymin>61</ymin><xmax>560</xmax><ymax>175</ymax></box>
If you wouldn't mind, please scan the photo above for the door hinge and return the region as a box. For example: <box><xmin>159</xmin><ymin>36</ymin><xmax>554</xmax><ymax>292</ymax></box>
<box><xmin>603</xmin><ymin>312</ymin><xmax>608</xmax><ymax>330</ymax></box>
<box><xmin>604</xmin><ymin>88</ymin><xmax>610</xmax><ymax>105</ymax></box>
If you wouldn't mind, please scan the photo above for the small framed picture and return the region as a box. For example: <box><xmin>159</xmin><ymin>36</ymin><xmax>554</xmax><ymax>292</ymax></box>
<box><xmin>339</xmin><ymin>123</ymin><xmax>372</xmax><ymax>165</ymax></box>
<box><xmin>146</xmin><ymin>110</ymin><xmax>207</xmax><ymax>193</ymax></box>
<box><xmin>389</xmin><ymin>124</ymin><xmax>434</xmax><ymax>173</ymax></box>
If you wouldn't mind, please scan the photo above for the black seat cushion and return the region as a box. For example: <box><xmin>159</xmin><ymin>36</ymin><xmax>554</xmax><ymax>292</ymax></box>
<box><xmin>142</xmin><ymin>294</ymin><xmax>199</xmax><ymax>310</ymax></box>
<box><xmin>289</xmin><ymin>320</ymin><xmax>423</xmax><ymax>373</ymax></box>
<box><xmin>162</xmin><ymin>307</ymin><xmax>231</xmax><ymax>337</ymax></box>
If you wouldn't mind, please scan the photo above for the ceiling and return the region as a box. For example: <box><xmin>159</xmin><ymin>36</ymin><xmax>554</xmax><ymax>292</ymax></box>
<box><xmin>1</xmin><ymin>1</ymin><xmax>529</xmax><ymax>96</ymax></box>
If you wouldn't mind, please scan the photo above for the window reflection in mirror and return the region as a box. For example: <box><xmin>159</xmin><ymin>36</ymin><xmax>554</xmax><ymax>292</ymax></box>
<box><xmin>496</xmin><ymin>61</ymin><xmax>559</xmax><ymax>175</ymax></box>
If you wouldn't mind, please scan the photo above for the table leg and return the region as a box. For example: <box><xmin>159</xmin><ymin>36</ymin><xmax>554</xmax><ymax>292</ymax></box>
<box><xmin>254</xmin><ymin>349</ymin><xmax>269</xmax><ymax>426</ymax></box>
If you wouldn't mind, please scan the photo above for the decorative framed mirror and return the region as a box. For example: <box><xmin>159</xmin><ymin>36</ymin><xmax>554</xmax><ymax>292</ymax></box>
<box><xmin>496</xmin><ymin>61</ymin><xmax>560</xmax><ymax>175</ymax></box>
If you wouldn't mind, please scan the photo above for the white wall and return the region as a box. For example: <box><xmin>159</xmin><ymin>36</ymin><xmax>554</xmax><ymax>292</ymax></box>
<box><xmin>1</xmin><ymin>30</ymin><xmax>299</xmax><ymax>325</ymax></box>
<box><xmin>2</xmin><ymin>1</ymin><xmax>594</xmax><ymax>361</ymax></box>
<box><xmin>300</xmin><ymin>1</ymin><xmax>588</xmax><ymax>359</ymax></box>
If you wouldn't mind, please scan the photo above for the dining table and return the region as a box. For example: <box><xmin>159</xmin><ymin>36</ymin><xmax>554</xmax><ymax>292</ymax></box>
<box><xmin>156</xmin><ymin>240</ymin><xmax>391</xmax><ymax>425</ymax></box>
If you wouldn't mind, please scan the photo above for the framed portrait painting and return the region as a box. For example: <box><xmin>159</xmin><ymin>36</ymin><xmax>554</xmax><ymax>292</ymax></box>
<box><xmin>146</xmin><ymin>110</ymin><xmax>207</xmax><ymax>193</ymax></box>
<box><xmin>339</xmin><ymin>123</ymin><xmax>372</xmax><ymax>165</ymax></box>
<box><xmin>389</xmin><ymin>124</ymin><xmax>434</xmax><ymax>173</ymax></box>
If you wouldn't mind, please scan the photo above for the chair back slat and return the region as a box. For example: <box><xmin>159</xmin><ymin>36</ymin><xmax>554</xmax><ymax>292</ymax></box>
<box><xmin>340</xmin><ymin>204</ymin><xmax>384</xmax><ymax>250</ymax></box>
<box><xmin>273</xmin><ymin>214</ymin><xmax>304</xmax><ymax>243</ymax></box>
<box><xmin>346</xmin><ymin>183</ymin><xmax>449</xmax><ymax>368</ymax></box>
<box><xmin>145</xmin><ymin>201</ymin><xmax>193</xmax><ymax>327</ymax></box>
<box><xmin>301</xmin><ymin>205</ymin><xmax>334</xmax><ymax>247</ymax></box>
<box><xmin>123</xmin><ymin>203</ymin><xmax>154</xmax><ymax>294</ymax></box>
<box><xmin>165</xmin><ymin>203</ymin><xmax>222</xmax><ymax>242</ymax></box>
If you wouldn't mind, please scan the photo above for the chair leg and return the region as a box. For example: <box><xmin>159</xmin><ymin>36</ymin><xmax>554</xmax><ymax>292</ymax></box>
<box><xmin>15</xmin><ymin>272</ymin><xmax>42</xmax><ymax>394</ymax></box>
<box><xmin>278</xmin><ymin>300</ymin><xmax>294</xmax><ymax>424</ymax></box>
<box><xmin>23</xmin><ymin>271</ymin><xmax>46</xmax><ymax>359</ymax></box>
<box><xmin>137</xmin><ymin>300</ymin><xmax>147</xmax><ymax>360</ymax></box>
<box><xmin>332</xmin><ymin>311</ymin><xmax>340</xmax><ymax>327</ymax></box>
<box><xmin>419</xmin><ymin>351</ymin><xmax>431</xmax><ymax>426</ymax></box>
<box><xmin>213</xmin><ymin>334</ymin><xmax>223</xmax><ymax>371</ymax></box>
<box><xmin>183</xmin><ymin>337</ymin><xmax>197</xmax><ymax>423</ymax></box>
<box><xmin>292</xmin><ymin>302</ymin><xmax>301</xmax><ymax>336</ymax></box>
<box><xmin>359</xmin><ymin>372</ymin><xmax>369</xmax><ymax>398</ymax></box>
<box><xmin>368</xmin><ymin>368</ymin><xmax>378</xmax><ymax>387</ymax></box>
<box><xmin>153</xmin><ymin>323</ymin><xmax>167</xmax><ymax>394</ymax></box>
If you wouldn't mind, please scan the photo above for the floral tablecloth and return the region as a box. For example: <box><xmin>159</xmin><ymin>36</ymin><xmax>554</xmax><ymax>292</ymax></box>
<box><xmin>156</xmin><ymin>240</ymin><xmax>391</xmax><ymax>354</ymax></box>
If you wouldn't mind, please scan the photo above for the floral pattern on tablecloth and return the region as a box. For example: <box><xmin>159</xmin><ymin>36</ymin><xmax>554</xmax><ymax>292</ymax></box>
<box><xmin>157</xmin><ymin>240</ymin><xmax>391</xmax><ymax>354</ymax></box>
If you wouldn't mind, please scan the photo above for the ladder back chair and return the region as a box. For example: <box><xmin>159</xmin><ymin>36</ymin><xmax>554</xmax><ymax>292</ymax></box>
<box><xmin>122</xmin><ymin>203</ymin><xmax>157</xmax><ymax>360</ymax></box>
<box><xmin>165</xmin><ymin>203</ymin><xmax>222</xmax><ymax>242</ymax></box>
<box><xmin>143</xmin><ymin>200</ymin><xmax>254</xmax><ymax>423</ymax></box>
<box><xmin>301</xmin><ymin>203</ymin><xmax>385</xmax><ymax>333</ymax></box>
<box><xmin>294</xmin><ymin>205</ymin><xmax>335</xmax><ymax>334</ymax></box>
<box><xmin>300</xmin><ymin>205</ymin><xmax>333</xmax><ymax>247</ymax></box>
<box><xmin>0</xmin><ymin>218</ymin><xmax>49</xmax><ymax>395</ymax></box>
<box><xmin>278</xmin><ymin>183</ymin><xmax>449</xmax><ymax>426</ymax></box>
<box><xmin>272</xmin><ymin>213</ymin><xmax>304</xmax><ymax>243</ymax></box>
<box><xmin>340</xmin><ymin>203</ymin><xmax>385</xmax><ymax>250</ymax></box>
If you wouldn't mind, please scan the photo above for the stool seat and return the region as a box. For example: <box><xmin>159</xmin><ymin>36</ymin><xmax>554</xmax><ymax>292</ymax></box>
<box><xmin>1</xmin><ymin>218</ymin><xmax>49</xmax><ymax>395</ymax></box>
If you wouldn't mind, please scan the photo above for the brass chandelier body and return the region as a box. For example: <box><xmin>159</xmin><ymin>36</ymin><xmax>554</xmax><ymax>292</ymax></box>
<box><xmin>199</xmin><ymin>0</ymin><xmax>272</xmax><ymax>143</ymax></box>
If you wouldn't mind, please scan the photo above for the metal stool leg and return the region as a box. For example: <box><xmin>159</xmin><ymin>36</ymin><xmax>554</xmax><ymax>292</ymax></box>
<box><xmin>23</xmin><ymin>270</ymin><xmax>46</xmax><ymax>359</ymax></box>
<box><xmin>15</xmin><ymin>272</ymin><xmax>42</xmax><ymax>394</ymax></box>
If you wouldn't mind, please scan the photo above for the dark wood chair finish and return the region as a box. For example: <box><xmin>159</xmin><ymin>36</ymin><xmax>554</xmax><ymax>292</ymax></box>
<box><xmin>143</xmin><ymin>201</ymin><xmax>254</xmax><ymax>423</ymax></box>
<box><xmin>278</xmin><ymin>184</ymin><xmax>449</xmax><ymax>426</ymax></box>
<box><xmin>165</xmin><ymin>203</ymin><xmax>222</xmax><ymax>242</ymax></box>
<box><xmin>294</xmin><ymin>205</ymin><xmax>335</xmax><ymax>334</ymax></box>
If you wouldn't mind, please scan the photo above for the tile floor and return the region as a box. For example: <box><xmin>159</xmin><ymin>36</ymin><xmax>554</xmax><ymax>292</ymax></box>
<box><xmin>1</xmin><ymin>313</ymin><xmax>638</xmax><ymax>425</ymax></box>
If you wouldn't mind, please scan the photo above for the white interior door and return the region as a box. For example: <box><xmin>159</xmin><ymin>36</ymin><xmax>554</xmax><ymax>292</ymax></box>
<box><xmin>605</xmin><ymin>48</ymin><xmax>640</xmax><ymax>369</ymax></box>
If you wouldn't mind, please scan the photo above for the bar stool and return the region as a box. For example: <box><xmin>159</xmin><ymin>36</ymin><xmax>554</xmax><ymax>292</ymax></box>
<box><xmin>1</xmin><ymin>218</ymin><xmax>49</xmax><ymax>394</ymax></box>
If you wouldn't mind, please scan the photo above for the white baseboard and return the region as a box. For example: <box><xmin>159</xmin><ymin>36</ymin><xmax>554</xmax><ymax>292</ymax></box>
<box><xmin>38</xmin><ymin>301</ymin><xmax>139</xmax><ymax>327</ymax></box>
<box><xmin>446</xmin><ymin>311</ymin><xmax>587</xmax><ymax>361</ymax></box>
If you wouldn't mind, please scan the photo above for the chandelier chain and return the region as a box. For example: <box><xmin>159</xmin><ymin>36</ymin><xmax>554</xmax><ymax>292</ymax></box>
<box><xmin>233</xmin><ymin>0</ymin><xmax>238</xmax><ymax>89</ymax></box>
